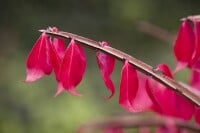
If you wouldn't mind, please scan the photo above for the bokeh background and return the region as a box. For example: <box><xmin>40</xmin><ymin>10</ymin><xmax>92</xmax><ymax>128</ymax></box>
<box><xmin>1</xmin><ymin>0</ymin><xmax>200</xmax><ymax>132</ymax></box>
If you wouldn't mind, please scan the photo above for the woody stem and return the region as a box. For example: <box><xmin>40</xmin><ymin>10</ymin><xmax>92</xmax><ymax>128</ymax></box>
<box><xmin>77</xmin><ymin>113</ymin><xmax>200</xmax><ymax>132</ymax></box>
<box><xmin>40</xmin><ymin>29</ymin><xmax>200</xmax><ymax>107</ymax></box>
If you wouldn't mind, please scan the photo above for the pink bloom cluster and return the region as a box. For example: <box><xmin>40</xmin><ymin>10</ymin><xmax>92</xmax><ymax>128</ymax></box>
<box><xmin>25</xmin><ymin>27</ymin><xmax>115</xmax><ymax>97</ymax></box>
<box><xmin>25</xmin><ymin>15</ymin><xmax>200</xmax><ymax>131</ymax></box>
<box><xmin>173</xmin><ymin>15</ymin><xmax>200</xmax><ymax>125</ymax></box>
<box><xmin>26</xmin><ymin>27</ymin><xmax>86</xmax><ymax>96</ymax></box>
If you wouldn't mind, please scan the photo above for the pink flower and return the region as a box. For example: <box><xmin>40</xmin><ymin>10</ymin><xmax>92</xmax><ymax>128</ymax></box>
<box><xmin>119</xmin><ymin>60</ymin><xmax>139</xmax><ymax>112</ymax></box>
<box><xmin>96</xmin><ymin>41</ymin><xmax>115</xmax><ymax>98</ymax></box>
<box><xmin>174</xmin><ymin>16</ymin><xmax>200</xmax><ymax>72</ymax></box>
<box><xmin>26</xmin><ymin>27</ymin><xmax>86</xmax><ymax>97</ymax></box>
<box><xmin>119</xmin><ymin>60</ymin><xmax>154</xmax><ymax>112</ymax></box>
<box><xmin>56</xmin><ymin>39</ymin><xmax>86</xmax><ymax>96</ymax></box>
<box><xmin>174</xmin><ymin>19</ymin><xmax>194</xmax><ymax>71</ymax></box>
<box><xmin>25</xmin><ymin>32</ymin><xmax>52</xmax><ymax>82</ymax></box>
<box><xmin>146</xmin><ymin>64</ymin><xmax>194</xmax><ymax>120</ymax></box>
<box><xmin>174</xmin><ymin>16</ymin><xmax>200</xmax><ymax>124</ymax></box>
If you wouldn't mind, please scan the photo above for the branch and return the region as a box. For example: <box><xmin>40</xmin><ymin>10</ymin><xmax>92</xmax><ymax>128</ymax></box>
<box><xmin>77</xmin><ymin>113</ymin><xmax>200</xmax><ymax>133</ymax></box>
<box><xmin>137</xmin><ymin>21</ymin><xmax>175</xmax><ymax>44</ymax></box>
<box><xmin>40</xmin><ymin>29</ymin><xmax>200</xmax><ymax>107</ymax></box>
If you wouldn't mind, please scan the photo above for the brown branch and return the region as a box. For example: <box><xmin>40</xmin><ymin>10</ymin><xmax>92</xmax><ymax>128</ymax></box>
<box><xmin>77</xmin><ymin>113</ymin><xmax>200</xmax><ymax>133</ymax></box>
<box><xmin>39</xmin><ymin>29</ymin><xmax>200</xmax><ymax>107</ymax></box>
<box><xmin>137</xmin><ymin>21</ymin><xmax>176</xmax><ymax>44</ymax></box>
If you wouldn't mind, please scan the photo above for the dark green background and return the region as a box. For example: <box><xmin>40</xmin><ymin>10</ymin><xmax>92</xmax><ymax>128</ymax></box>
<box><xmin>0</xmin><ymin>0</ymin><xmax>199</xmax><ymax>132</ymax></box>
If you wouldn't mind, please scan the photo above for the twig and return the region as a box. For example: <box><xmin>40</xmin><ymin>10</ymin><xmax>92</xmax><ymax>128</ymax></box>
<box><xmin>77</xmin><ymin>113</ymin><xmax>200</xmax><ymax>133</ymax></box>
<box><xmin>137</xmin><ymin>21</ymin><xmax>175</xmax><ymax>44</ymax></box>
<box><xmin>39</xmin><ymin>29</ymin><xmax>200</xmax><ymax>106</ymax></box>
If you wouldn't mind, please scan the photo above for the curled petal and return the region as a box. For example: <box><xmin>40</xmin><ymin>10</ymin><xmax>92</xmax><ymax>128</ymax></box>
<box><xmin>119</xmin><ymin>60</ymin><xmax>138</xmax><ymax>112</ymax></box>
<box><xmin>174</xmin><ymin>20</ymin><xmax>194</xmax><ymax>72</ymax></box>
<box><xmin>25</xmin><ymin>33</ymin><xmax>52</xmax><ymax>82</ymax></box>
<box><xmin>59</xmin><ymin>39</ymin><xmax>86</xmax><ymax>96</ymax></box>
<box><xmin>96</xmin><ymin>41</ymin><xmax>115</xmax><ymax>98</ymax></box>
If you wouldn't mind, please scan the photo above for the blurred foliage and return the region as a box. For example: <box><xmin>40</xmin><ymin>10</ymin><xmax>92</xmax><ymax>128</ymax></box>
<box><xmin>1</xmin><ymin>0</ymin><xmax>200</xmax><ymax>132</ymax></box>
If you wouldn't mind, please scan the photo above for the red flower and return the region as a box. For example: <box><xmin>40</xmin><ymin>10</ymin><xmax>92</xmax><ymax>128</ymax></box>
<box><xmin>119</xmin><ymin>60</ymin><xmax>139</xmax><ymax>112</ymax></box>
<box><xmin>174</xmin><ymin>16</ymin><xmax>200</xmax><ymax>124</ymax></box>
<box><xmin>174</xmin><ymin>19</ymin><xmax>194</xmax><ymax>71</ymax></box>
<box><xmin>56</xmin><ymin>39</ymin><xmax>86</xmax><ymax>96</ymax></box>
<box><xmin>146</xmin><ymin>64</ymin><xmax>194</xmax><ymax>120</ymax></box>
<box><xmin>119</xmin><ymin>61</ymin><xmax>153</xmax><ymax>112</ymax></box>
<box><xmin>96</xmin><ymin>41</ymin><xmax>115</xmax><ymax>98</ymax></box>
<box><xmin>26</xmin><ymin>27</ymin><xmax>86</xmax><ymax>97</ymax></box>
<box><xmin>25</xmin><ymin>32</ymin><xmax>52</xmax><ymax>82</ymax></box>
<box><xmin>174</xmin><ymin>16</ymin><xmax>200</xmax><ymax>72</ymax></box>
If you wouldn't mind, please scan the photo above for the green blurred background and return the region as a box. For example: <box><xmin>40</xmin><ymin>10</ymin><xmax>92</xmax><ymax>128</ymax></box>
<box><xmin>1</xmin><ymin>0</ymin><xmax>200</xmax><ymax>132</ymax></box>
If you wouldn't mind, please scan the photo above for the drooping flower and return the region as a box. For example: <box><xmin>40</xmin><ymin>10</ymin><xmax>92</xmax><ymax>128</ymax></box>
<box><xmin>119</xmin><ymin>60</ymin><xmax>152</xmax><ymax>112</ymax></box>
<box><xmin>25</xmin><ymin>32</ymin><xmax>52</xmax><ymax>82</ymax></box>
<box><xmin>57</xmin><ymin>39</ymin><xmax>86</xmax><ymax>96</ymax></box>
<box><xmin>173</xmin><ymin>19</ymin><xmax>194</xmax><ymax>72</ymax></box>
<box><xmin>146</xmin><ymin>64</ymin><xmax>194</xmax><ymax>120</ymax></box>
<box><xmin>119</xmin><ymin>60</ymin><xmax>139</xmax><ymax>112</ymax></box>
<box><xmin>174</xmin><ymin>16</ymin><xmax>200</xmax><ymax>72</ymax></box>
<box><xmin>96</xmin><ymin>41</ymin><xmax>115</xmax><ymax>98</ymax></box>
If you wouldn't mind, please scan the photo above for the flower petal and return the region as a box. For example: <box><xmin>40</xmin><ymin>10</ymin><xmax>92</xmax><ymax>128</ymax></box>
<box><xmin>174</xmin><ymin>20</ymin><xmax>195</xmax><ymax>72</ymax></box>
<box><xmin>49</xmin><ymin>40</ymin><xmax>65</xmax><ymax>96</ymax></box>
<box><xmin>59</xmin><ymin>39</ymin><xmax>86</xmax><ymax>96</ymax></box>
<box><xmin>52</xmin><ymin>36</ymin><xmax>66</xmax><ymax>59</ymax></box>
<box><xmin>54</xmin><ymin>82</ymin><xmax>65</xmax><ymax>97</ymax></box>
<box><xmin>25</xmin><ymin>33</ymin><xmax>52</xmax><ymax>82</ymax></box>
<box><xmin>96</xmin><ymin>41</ymin><xmax>115</xmax><ymax>98</ymax></box>
<box><xmin>119</xmin><ymin>60</ymin><xmax>138</xmax><ymax>112</ymax></box>
<box><xmin>50</xmin><ymin>40</ymin><xmax>63</xmax><ymax>81</ymax></box>
<box><xmin>146</xmin><ymin>64</ymin><xmax>194</xmax><ymax>120</ymax></box>
<box><xmin>195</xmin><ymin>108</ymin><xmax>200</xmax><ymax>124</ymax></box>
<box><xmin>145</xmin><ymin>80</ymin><xmax>162</xmax><ymax>113</ymax></box>
<box><xmin>130</xmin><ymin>74</ymin><xmax>152</xmax><ymax>112</ymax></box>
<box><xmin>191</xmin><ymin>21</ymin><xmax>200</xmax><ymax>67</ymax></box>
